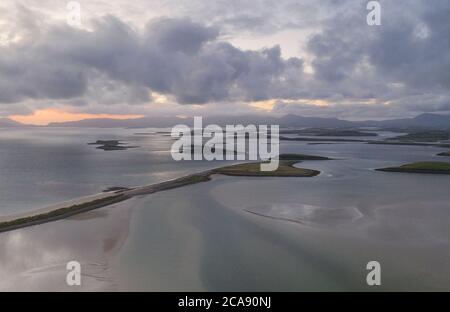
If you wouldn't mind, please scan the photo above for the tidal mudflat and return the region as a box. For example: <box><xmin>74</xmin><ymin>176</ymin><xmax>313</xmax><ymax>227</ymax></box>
<box><xmin>0</xmin><ymin>128</ymin><xmax>449</xmax><ymax>291</ymax></box>
<box><xmin>111</xmin><ymin>141</ymin><xmax>450</xmax><ymax>291</ymax></box>
<box><xmin>0</xmin><ymin>154</ymin><xmax>325</xmax><ymax>233</ymax></box>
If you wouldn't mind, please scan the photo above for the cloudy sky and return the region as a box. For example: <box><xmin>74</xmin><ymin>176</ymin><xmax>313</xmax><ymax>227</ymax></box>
<box><xmin>0</xmin><ymin>0</ymin><xmax>449</xmax><ymax>124</ymax></box>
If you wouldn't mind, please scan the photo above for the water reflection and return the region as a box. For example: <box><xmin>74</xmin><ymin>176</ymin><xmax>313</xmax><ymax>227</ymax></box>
<box><xmin>0</xmin><ymin>199</ymin><xmax>136</xmax><ymax>291</ymax></box>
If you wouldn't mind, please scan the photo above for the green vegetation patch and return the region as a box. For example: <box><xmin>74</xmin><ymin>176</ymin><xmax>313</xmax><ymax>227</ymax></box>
<box><xmin>277</xmin><ymin>153</ymin><xmax>331</xmax><ymax>161</ymax></box>
<box><xmin>212</xmin><ymin>153</ymin><xmax>331</xmax><ymax>177</ymax></box>
<box><xmin>213</xmin><ymin>161</ymin><xmax>320</xmax><ymax>177</ymax></box>
<box><xmin>376</xmin><ymin>161</ymin><xmax>450</xmax><ymax>174</ymax></box>
<box><xmin>88</xmin><ymin>140</ymin><xmax>139</xmax><ymax>151</ymax></box>
<box><xmin>0</xmin><ymin>194</ymin><xmax>131</xmax><ymax>233</ymax></box>
<box><xmin>388</xmin><ymin>131</ymin><xmax>450</xmax><ymax>142</ymax></box>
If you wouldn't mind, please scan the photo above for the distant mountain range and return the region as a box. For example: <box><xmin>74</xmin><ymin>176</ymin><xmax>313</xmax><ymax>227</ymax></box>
<box><xmin>46</xmin><ymin>113</ymin><xmax>450</xmax><ymax>129</ymax></box>
<box><xmin>355</xmin><ymin>113</ymin><xmax>450</xmax><ymax>129</ymax></box>
<box><xmin>1</xmin><ymin>113</ymin><xmax>449</xmax><ymax>129</ymax></box>
<box><xmin>0</xmin><ymin>118</ymin><xmax>23</xmax><ymax>127</ymax></box>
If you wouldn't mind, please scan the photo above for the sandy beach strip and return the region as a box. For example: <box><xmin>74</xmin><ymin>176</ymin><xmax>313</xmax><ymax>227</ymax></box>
<box><xmin>0</xmin><ymin>158</ymin><xmax>320</xmax><ymax>233</ymax></box>
<box><xmin>0</xmin><ymin>170</ymin><xmax>215</xmax><ymax>233</ymax></box>
<box><xmin>0</xmin><ymin>192</ymin><xmax>115</xmax><ymax>223</ymax></box>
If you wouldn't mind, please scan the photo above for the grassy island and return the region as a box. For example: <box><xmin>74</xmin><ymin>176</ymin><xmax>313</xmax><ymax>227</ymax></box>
<box><xmin>277</xmin><ymin>153</ymin><xmax>332</xmax><ymax>161</ymax></box>
<box><xmin>437</xmin><ymin>152</ymin><xmax>450</xmax><ymax>157</ymax></box>
<box><xmin>280</xmin><ymin>136</ymin><xmax>366</xmax><ymax>143</ymax></box>
<box><xmin>388</xmin><ymin>131</ymin><xmax>450</xmax><ymax>143</ymax></box>
<box><xmin>280</xmin><ymin>129</ymin><xmax>377</xmax><ymax>137</ymax></box>
<box><xmin>376</xmin><ymin>162</ymin><xmax>450</xmax><ymax>174</ymax></box>
<box><xmin>368</xmin><ymin>141</ymin><xmax>450</xmax><ymax>148</ymax></box>
<box><xmin>213</xmin><ymin>161</ymin><xmax>320</xmax><ymax>177</ymax></box>
<box><xmin>88</xmin><ymin>140</ymin><xmax>139</xmax><ymax>151</ymax></box>
<box><xmin>211</xmin><ymin>153</ymin><xmax>331</xmax><ymax>177</ymax></box>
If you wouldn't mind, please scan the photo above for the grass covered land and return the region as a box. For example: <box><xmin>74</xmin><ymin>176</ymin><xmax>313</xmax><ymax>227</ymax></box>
<box><xmin>280</xmin><ymin>136</ymin><xmax>367</xmax><ymax>143</ymax></box>
<box><xmin>368</xmin><ymin>141</ymin><xmax>450</xmax><ymax>148</ymax></box>
<box><xmin>280</xmin><ymin>129</ymin><xmax>378</xmax><ymax>137</ymax></box>
<box><xmin>212</xmin><ymin>153</ymin><xmax>330</xmax><ymax>177</ymax></box>
<box><xmin>376</xmin><ymin>162</ymin><xmax>450</xmax><ymax>174</ymax></box>
<box><xmin>388</xmin><ymin>131</ymin><xmax>450</xmax><ymax>142</ymax></box>
<box><xmin>0</xmin><ymin>194</ymin><xmax>131</xmax><ymax>233</ymax></box>
<box><xmin>88</xmin><ymin>140</ymin><xmax>139</xmax><ymax>151</ymax></box>
<box><xmin>213</xmin><ymin>161</ymin><xmax>320</xmax><ymax>177</ymax></box>
<box><xmin>0</xmin><ymin>153</ymin><xmax>328</xmax><ymax>233</ymax></box>
<box><xmin>277</xmin><ymin>153</ymin><xmax>332</xmax><ymax>161</ymax></box>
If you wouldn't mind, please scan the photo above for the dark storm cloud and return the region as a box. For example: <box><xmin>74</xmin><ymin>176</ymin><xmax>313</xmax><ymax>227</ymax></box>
<box><xmin>0</xmin><ymin>14</ymin><xmax>305</xmax><ymax>105</ymax></box>
<box><xmin>1</xmin><ymin>0</ymin><xmax>450</xmax><ymax>119</ymax></box>
<box><xmin>307</xmin><ymin>0</ymin><xmax>450</xmax><ymax>94</ymax></box>
<box><xmin>0</xmin><ymin>50</ymin><xmax>87</xmax><ymax>103</ymax></box>
<box><xmin>272</xmin><ymin>96</ymin><xmax>450</xmax><ymax>120</ymax></box>
<box><xmin>370</xmin><ymin>1</ymin><xmax>450</xmax><ymax>91</ymax></box>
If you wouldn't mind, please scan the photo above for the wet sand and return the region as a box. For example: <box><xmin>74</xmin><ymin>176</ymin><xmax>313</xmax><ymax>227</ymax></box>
<box><xmin>1</xmin><ymin>139</ymin><xmax>449</xmax><ymax>291</ymax></box>
<box><xmin>0</xmin><ymin>197</ymin><xmax>140</xmax><ymax>291</ymax></box>
<box><xmin>111</xmin><ymin>175</ymin><xmax>450</xmax><ymax>291</ymax></box>
<box><xmin>0</xmin><ymin>159</ymin><xmax>319</xmax><ymax>233</ymax></box>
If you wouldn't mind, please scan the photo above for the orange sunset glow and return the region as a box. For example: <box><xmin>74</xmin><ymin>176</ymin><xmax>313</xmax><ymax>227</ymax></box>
<box><xmin>9</xmin><ymin>109</ymin><xmax>144</xmax><ymax>126</ymax></box>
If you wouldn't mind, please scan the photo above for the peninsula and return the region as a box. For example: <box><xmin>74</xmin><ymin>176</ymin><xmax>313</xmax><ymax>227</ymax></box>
<box><xmin>376</xmin><ymin>162</ymin><xmax>450</xmax><ymax>174</ymax></box>
<box><xmin>88</xmin><ymin>140</ymin><xmax>140</xmax><ymax>151</ymax></box>
<box><xmin>0</xmin><ymin>154</ymin><xmax>330</xmax><ymax>233</ymax></box>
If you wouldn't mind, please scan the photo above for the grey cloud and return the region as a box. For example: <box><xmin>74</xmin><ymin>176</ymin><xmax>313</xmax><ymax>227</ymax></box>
<box><xmin>2</xmin><ymin>1</ymin><xmax>450</xmax><ymax>120</ymax></box>
<box><xmin>307</xmin><ymin>0</ymin><xmax>450</xmax><ymax>94</ymax></box>
<box><xmin>144</xmin><ymin>17</ymin><xmax>219</xmax><ymax>54</ymax></box>
<box><xmin>272</xmin><ymin>101</ymin><xmax>412</xmax><ymax>119</ymax></box>
<box><xmin>0</xmin><ymin>103</ymin><xmax>34</xmax><ymax>117</ymax></box>
<box><xmin>0</xmin><ymin>53</ymin><xmax>87</xmax><ymax>103</ymax></box>
<box><xmin>272</xmin><ymin>93</ymin><xmax>450</xmax><ymax>120</ymax></box>
<box><xmin>0</xmin><ymin>14</ymin><xmax>305</xmax><ymax>105</ymax></box>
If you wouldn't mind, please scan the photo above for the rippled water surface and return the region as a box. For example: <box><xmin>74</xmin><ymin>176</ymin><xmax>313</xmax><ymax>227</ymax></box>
<box><xmin>0</xmin><ymin>128</ymin><xmax>449</xmax><ymax>291</ymax></box>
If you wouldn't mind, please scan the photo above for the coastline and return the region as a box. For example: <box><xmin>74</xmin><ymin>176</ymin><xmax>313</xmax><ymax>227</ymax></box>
<box><xmin>375</xmin><ymin>167</ymin><xmax>450</xmax><ymax>174</ymax></box>
<box><xmin>375</xmin><ymin>161</ymin><xmax>450</xmax><ymax>174</ymax></box>
<box><xmin>0</xmin><ymin>159</ymin><xmax>320</xmax><ymax>234</ymax></box>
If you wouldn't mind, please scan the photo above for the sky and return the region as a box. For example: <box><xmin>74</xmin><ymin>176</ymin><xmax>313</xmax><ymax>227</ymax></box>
<box><xmin>1</xmin><ymin>0</ymin><xmax>450</xmax><ymax>125</ymax></box>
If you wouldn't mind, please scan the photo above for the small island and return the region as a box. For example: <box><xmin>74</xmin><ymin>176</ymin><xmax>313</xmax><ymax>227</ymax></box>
<box><xmin>180</xmin><ymin>144</ymin><xmax>238</xmax><ymax>156</ymax></box>
<box><xmin>212</xmin><ymin>153</ymin><xmax>331</xmax><ymax>177</ymax></box>
<box><xmin>376</xmin><ymin>162</ymin><xmax>450</xmax><ymax>174</ymax></box>
<box><xmin>387</xmin><ymin>131</ymin><xmax>450</xmax><ymax>143</ymax></box>
<box><xmin>277</xmin><ymin>154</ymin><xmax>332</xmax><ymax>161</ymax></box>
<box><xmin>280</xmin><ymin>129</ymin><xmax>378</xmax><ymax>137</ymax></box>
<box><xmin>368</xmin><ymin>141</ymin><xmax>450</xmax><ymax>148</ymax></box>
<box><xmin>280</xmin><ymin>136</ymin><xmax>367</xmax><ymax>143</ymax></box>
<box><xmin>102</xmin><ymin>186</ymin><xmax>132</xmax><ymax>193</ymax></box>
<box><xmin>213</xmin><ymin>161</ymin><xmax>320</xmax><ymax>177</ymax></box>
<box><xmin>88</xmin><ymin>140</ymin><xmax>139</xmax><ymax>151</ymax></box>
<box><xmin>437</xmin><ymin>151</ymin><xmax>450</xmax><ymax>157</ymax></box>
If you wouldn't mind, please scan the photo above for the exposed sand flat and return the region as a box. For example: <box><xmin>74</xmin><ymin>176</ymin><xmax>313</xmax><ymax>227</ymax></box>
<box><xmin>0</xmin><ymin>171</ymin><xmax>215</xmax><ymax>233</ymax></box>
<box><xmin>0</xmin><ymin>192</ymin><xmax>115</xmax><ymax>223</ymax></box>
<box><xmin>0</xmin><ymin>157</ymin><xmax>322</xmax><ymax>234</ymax></box>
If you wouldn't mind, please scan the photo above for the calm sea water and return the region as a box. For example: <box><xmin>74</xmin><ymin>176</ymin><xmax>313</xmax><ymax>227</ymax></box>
<box><xmin>0</xmin><ymin>127</ymin><xmax>449</xmax><ymax>291</ymax></box>
<box><xmin>113</xmin><ymin>141</ymin><xmax>450</xmax><ymax>291</ymax></box>
<box><xmin>0</xmin><ymin>127</ymin><xmax>224</xmax><ymax>215</ymax></box>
